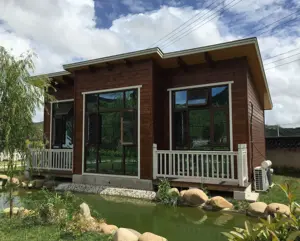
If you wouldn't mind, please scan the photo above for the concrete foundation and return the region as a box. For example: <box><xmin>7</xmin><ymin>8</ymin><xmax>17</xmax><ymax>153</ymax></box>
<box><xmin>72</xmin><ymin>174</ymin><xmax>153</xmax><ymax>191</ymax></box>
<box><xmin>233</xmin><ymin>184</ymin><xmax>259</xmax><ymax>202</ymax></box>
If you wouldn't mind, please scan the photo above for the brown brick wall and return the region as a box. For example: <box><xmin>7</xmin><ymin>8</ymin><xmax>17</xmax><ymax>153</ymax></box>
<box><xmin>247</xmin><ymin>72</ymin><xmax>265</xmax><ymax>176</ymax></box>
<box><xmin>73</xmin><ymin>60</ymin><xmax>154</xmax><ymax>179</ymax></box>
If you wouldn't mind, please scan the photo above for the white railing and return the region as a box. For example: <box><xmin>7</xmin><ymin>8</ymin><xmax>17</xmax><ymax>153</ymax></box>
<box><xmin>153</xmin><ymin>144</ymin><xmax>248</xmax><ymax>187</ymax></box>
<box><xmin>30</xmin><ymin>149</ymin><xmax>73</xmax><ymax>171</ymax></box>
<box><xmin>0</xmin><ymin>151</ymin><xmax>22</xmax><ymax>162</ymax></box>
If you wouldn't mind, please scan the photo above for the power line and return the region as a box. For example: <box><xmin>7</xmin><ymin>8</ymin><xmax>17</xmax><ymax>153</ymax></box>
<box><xmin>264</xmin><ymin>51</ymin><xmax>300</xmax><ymax>66</ymax></box>
<box><xmin>264</xmin><ymin>47</ymin><xmax>300</xmax><ymax>61</ymax></box>
<box><xmin>159</xmin><ymin>0</ymin><xmax>244</xmax><ymax>50</ymax></box>
<box><xmin>265</xmin><ymin>58</ymin><xmax>300</xmax><ymax>71</ymax></box>
<box><xmin>244</xmin><ymin>9</ymin><xmax>300</xmax><ymax>37</ymax></box>
<box><xmin>148</xmin><ymin>0</ymin><xmax>218</xmax><ymax>48</ymax></box>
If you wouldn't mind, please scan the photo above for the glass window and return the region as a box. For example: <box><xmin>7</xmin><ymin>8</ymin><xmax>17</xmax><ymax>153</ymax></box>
<box><xmin>125</xmin><ymin>90</ymin><xmax>137</xmax><ymax>108</ymax></box>
<box><xmin>175</xmin><ymin>91</ymin><xmax>187</xmax><ymax>108</ymax></box>
<box><xmin>124</xmin><ymin>146</ymin><xmax>138</xmax><ymax>176</ymax></box>
<box><xmin>84</xmin><ymin>89</ymin><xmax>138</xmax><ymax>176</ymax></box>
<box><xmin>189</xmin><ymin>110</ymin><xmax>210</xmax><ymax>150</ymax></box>
<box><xmin>99</xmin><ymin>92</ymin><xmax>123</xmax><ymax>109</ymax></box>
<box><xmin>174</xmin><ymin>111</ymin><xmax>188</xmax><ymax>149</ymax></box>
<box><xmin>52</xmin><ymin>101</ymin><xmax>73</xmax><ymax>149</ymax></box>
<box><xmin>212</xmin><ymin>86</ymin><xmax>228</xmax><ymax>107</ymax></box>
<box><xmin>122</xmin><ymin>111</ymin><xmax>136</xmax><ymax>144</ymax></box>
<box><xmin>188</xmin><ymin>89</ymin><xmax>208</xmax><ymax>106</ymax></box>
<box><xmin>213</xmin><ymin>110</ymin><xmax>227</xmax><ymax>144</ymax></box>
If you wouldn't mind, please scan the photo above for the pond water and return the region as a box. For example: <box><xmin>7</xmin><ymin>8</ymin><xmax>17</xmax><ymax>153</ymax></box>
<box><xmin>0</xmin><ymin>191</ymin><xmax>252</xmax><ymax>241</ymax></box>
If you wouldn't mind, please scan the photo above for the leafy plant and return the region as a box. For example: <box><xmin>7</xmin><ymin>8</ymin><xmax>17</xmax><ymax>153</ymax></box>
<box><xmin>157</xmin><ymin>178</ymin><xmax>178</xmax><ymax>206</ymax></box>
<box><xmin>223</xmin><ymin>182</ymin><xmax>300</xmax><ymax>241</ymax></box>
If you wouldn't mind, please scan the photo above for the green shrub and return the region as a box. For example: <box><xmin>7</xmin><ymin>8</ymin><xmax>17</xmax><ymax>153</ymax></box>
<box><xmin>157</xmin><ymin>178</ymin><xmax>178</xmax><ymax>206</ymax></box>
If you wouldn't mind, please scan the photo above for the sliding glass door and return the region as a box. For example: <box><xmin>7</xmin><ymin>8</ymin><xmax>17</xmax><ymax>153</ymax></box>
<box><xmin>84</xmin><ymin>89</ymin><xmax>138</xmax><ymax>176</ymax></box>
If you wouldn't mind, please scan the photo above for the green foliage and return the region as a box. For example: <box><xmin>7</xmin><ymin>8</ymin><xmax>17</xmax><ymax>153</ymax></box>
<box><xmin>223</xmin><ymin>182</ymin><xmax>300</xmax><ymax>241</ymax></box>
<box><xmin>157</xmin><ymin>178</ymin><xmax>178</xmax><ymax>206</ymax></box>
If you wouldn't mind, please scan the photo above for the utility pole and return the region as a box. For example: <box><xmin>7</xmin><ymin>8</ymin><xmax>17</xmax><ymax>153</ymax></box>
<box><xmin>277</xmin><ymin>125</ymin><xmax>280</xmax><ymax>137</ymax></box>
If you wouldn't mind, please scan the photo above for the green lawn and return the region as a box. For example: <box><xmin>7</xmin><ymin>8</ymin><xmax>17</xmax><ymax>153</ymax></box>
<box><xmin>259</xmin><ymin>175</ymin><xmax>300</xmax><ymax>204</ymax></box>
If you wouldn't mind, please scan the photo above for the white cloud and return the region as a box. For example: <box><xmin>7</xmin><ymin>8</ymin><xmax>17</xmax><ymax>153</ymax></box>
<box><xmin>0</xmin><ymin>0</ymin><xmax>299</xmax><ymax>127</ymax></box>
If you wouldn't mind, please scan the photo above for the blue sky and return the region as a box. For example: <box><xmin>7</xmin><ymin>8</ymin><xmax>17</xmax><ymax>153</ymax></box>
<box><xmin>0</xmin><ymin>0</ymin><xmax>300</xmax><ymax>126</ymax></box>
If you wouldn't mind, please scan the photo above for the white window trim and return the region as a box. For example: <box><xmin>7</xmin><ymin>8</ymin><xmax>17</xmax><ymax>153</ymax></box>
<box><xmin>49</xmin><ymin>99</ymin><xmax>74</xmax><ymax>150</ymax></box>
<box><xmin>168</xmin><ymin>81</ymin><xmax>234</xmax><ymax>151</ymax></box>
<box><xmin>81</xmin><ymin>85</ymin><xmax>142</xmax><ymax>179</ymax></box>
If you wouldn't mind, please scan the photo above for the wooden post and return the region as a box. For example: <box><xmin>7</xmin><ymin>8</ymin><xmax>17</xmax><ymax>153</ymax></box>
<box><xmin>153</xmin><ymin>143</ymin><xmax>158</xmax><ymax>179</ymax></box>
<box><xmin>238</xmin><ymin>144</ymin><xmax>247</xmax><ymax>187</ymax></box>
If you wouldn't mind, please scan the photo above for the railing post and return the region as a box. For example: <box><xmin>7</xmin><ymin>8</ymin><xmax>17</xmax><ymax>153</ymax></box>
<box><xmin>238</xmin><ymin>144</ymin><xmax>247</xmax><ymax>187</ymax></box>
<box><xmin>153</xmin><ymin>143</ymin><xmax>158</xmax><ymax>179</ymax></box>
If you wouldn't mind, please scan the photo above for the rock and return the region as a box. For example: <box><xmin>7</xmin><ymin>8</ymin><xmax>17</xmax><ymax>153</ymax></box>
<box><xmin>294</xmin><ymin>207</ymin><xmax>300</xmax><ymax>215</ymax></box>
<box><xmin>79</xmin><ymin>202</ymin><xmax>92</xmax><ymax>220</ymax></box>
<box><xmin>0</xmin><ymin>175</ymin><xmax>8</xmax><ymax>181</ymax></box>
<box><xmin>114</xmin><ymin>228</ymin><xmax>140</xmax><ymax>241</ymax></box>
<box><xmin>7</xmin><ymin>177</ymin><xmax>19</xmax><ymax>186</ymax></box>
<box><xmin>267</xmin><ymin>203</ymin><xmax>291</xmax><ymax>216</ymax></box>
<box><xmin>247</xmin><ymin>202</ymin><xmax>268</xmax><ymax>217</ymax></box>
<box><xmin>179</xmin><ymin>190</ymin><xmax>186</xmax><ymax>198</ymax></box>
<box><xmin>102</xmin><ymin>224</ymin><xmax>118</xmax><ymax>235</ymax></box>
<box><xmin>34</xmin><ymin>179</ymin><xmax>45</xmax><ymax>188</ymax></box>
<box><xmin>138</xmin><ymin>232</ymin><xmax>167</xmax><ymax>241</ymax></box>
<box><xmin>12</xmin><ymin>207</ymin><xmax>19</xmax><ymax>215</ymax></box>
<box><xmin>21</xmin><ymin>182</ymin><xmax>27</xmax><ymax>188</ymax></box>
<box><xmin>43</xmin><ymin>180</ymin><xmax>56</xmax><ymax>189</ymax></box>
<box><xmin>208</xmin><ymin>196</ymin><xmax>233</xmax><ymax>210</ymax></box>
<box><xmin>167</xmin><ymin>188</ymin><xmax>179</xmax><ymax>197</ymax></box>
<box><xmin>126</xmin><ymin>228</ymin><xmax>141</xmax><ymax>238</ymax></box>
<box><xmin>3</xmin><ymin>208</ymin><xmax>10</xmax><ymax>214</ymax></box>
<box><xmin>28</xmin><ymin>180</ymin><xmax>36</xmax><ymax>188</ymax></box>
<box><xmin>182</xmin><ymin>188</ymin><xmax>208</xmax><ymax>207</ymax></box>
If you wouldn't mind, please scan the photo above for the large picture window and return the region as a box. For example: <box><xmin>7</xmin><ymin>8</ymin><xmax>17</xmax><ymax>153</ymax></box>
<box><xmin>52</xmin><ymin>101</ymin><xmax>74</xmax><ymax>149</ymax></box>
<box><xmin>84</xmin><ymin>89</ymin><xmax>138</xmax><ymax>176</ymax></box>
<box><xmin>173</xmin><ymin>85</ymin><xmax>229</xmax><ymax>150</ymax></box>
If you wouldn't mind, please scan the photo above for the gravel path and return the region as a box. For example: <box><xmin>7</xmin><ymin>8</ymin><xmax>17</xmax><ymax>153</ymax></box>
<box><xmin>55</xmin><ymin>183</ymin><xmax>156</xmax><ymax>200</ymax></box>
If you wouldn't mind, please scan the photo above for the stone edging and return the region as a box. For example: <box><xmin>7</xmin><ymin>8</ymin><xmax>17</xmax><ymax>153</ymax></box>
<box><xmin>55</xmin><ymin>183</ymin><xmax>157</xmax><ymax>200</ymax></box>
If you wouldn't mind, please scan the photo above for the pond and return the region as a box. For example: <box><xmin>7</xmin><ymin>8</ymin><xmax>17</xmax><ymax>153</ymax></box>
<box><xmin>0</xmin><ymin>191</ymin><xmax>252</xmax><ymax>241</ymax></box>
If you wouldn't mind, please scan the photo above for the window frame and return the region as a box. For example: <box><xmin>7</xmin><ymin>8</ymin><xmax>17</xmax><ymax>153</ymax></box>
<box><xmin>172</xmin><ymin>85</ymin><xmax>230</xmax><ymax>151</ymax></box>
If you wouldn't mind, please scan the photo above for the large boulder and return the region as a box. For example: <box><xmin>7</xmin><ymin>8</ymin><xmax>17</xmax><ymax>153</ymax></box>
<box><xmin>43</xmin><ymin>180</ymin><xmax>56</xmax><ymax>189</ymax></box>
<box><xmin>0</xmin><ymin>175</ymin><xmax>8</xmax><ymax>181</ymax></box>
<box><xmin>182</xmin><ymin>188</ymin><xmax>208</xmax><ymax>207</ymax></box>
<box><xmin>208</xmin><ymin>196</ymin><xmax>233</xmax><ymax>210</ymax></box>
<box><xmin>167</xmin><ymin>188</ymin><xmax>179</xmax><ymax>197</ymax></box>
<box><xmin>7</xmin><ymin>177</ymin><xmax>19</xmax><ymax>186</ymax></box>
<box><xmin>139</xmin><ymin>232</ymin><xmax>167</xmax><ymax>241</ymax></box>
<box><xmin>247</xmin><ymin>202</ymin><xmax>268</xmax><ymax>217</ymax></box>
<box><xmin>102</xmin><ymin>224</ymin><xmax>118</xmax><ymax>235</ymax></box>
<box><xmin>267</xmin><ymin>203</ymin><xmax>291</xmax><ymax>216</ymax></box>
<box><xmin>79</xmin><ymin>202</ymin><xmax>92</xmax><ymax>220</ymax></box>
<box><xmin>179</xmin><ymin>190</ymin><xmax>186</xmax><ymax>198</ymax></box>
<box><xmin>114</xmin><ymin>228</ymin><xmax>140</xmax><ymax>241</ymax></box>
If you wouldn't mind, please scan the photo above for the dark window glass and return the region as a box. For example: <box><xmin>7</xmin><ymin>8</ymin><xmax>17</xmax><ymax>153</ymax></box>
<box><xmin>213</xmin><ymin>110</ymin><xmax>227</xmax><ymax>144</ymax></box>
<box><xmin>175</xmin><ymin>91</ymin><xmax>187</xmax><ymax>108</ymax></box>
<box><xmin>124</xmin><ymin>146</ymin><xmax>138</xmax><ymax>176</ymax></box>
<box><xmin>99</xmin><ymin>92</ymin><xmax>123</xmax><ymax>109</ymax></box>
<box><xmin>125</xmin><ymin>90</ymin><xmax>137</xmax><ymax>108</ymax></box>
<box><xmin>85</xmin><ymin>147</ymin><xmax>97</xmax><ymax>173</ymax></box>
<box><xmin>188</xmin><ymin>89</ymin><xmax>208</xmax><ymax>106</ymax></box>
<box><xmin>52</xmin><ymin>102</ymin><xmax>73</xmax><ymax>149</ymax></box>
<box><xmin>189</xmin><ymin>110</ymin><xmax>210</xmax><ymax>150</ymax></box>
<box><xmin>98</xmin><ymin>147</ymin><xmax>123</xmax><ymax>175</ymax></box>
<box><xmin>122</xmin><ymin>111</ymin><xmax>136</xmax><ymax>144</ymax></box>
<box><xmin>86</xmin><ymin>94</ymin><xmax>98</xmax><ymax>112</ymax></box>
<box><xmin>212</xmin><ymin>86</ymin><xmax>228</xmax><ymax>107</ymax></box>
<box><xmin>174</xmin><ymin>111</ymin><xmax>188</xmax><ymax>149</ymax></box>
<box><xmin>86</xmin><ymin>113</ymin><xmax>99</xmax><ymax>145</ymax></box>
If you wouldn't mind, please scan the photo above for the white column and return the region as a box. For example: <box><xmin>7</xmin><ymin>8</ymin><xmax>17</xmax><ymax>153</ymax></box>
<box><xmin>153</xmin><ymin>143</ymin><xmax>158</xmax><ymax>179</ymax></box>
<box><xmin>238</xmin><ymin>144</ymin><xmax>247</xmax><ymax>187</ymax></box>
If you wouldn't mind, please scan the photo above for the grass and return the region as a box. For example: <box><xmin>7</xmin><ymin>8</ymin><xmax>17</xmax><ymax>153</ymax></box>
<box><xmin>0</xmin><ymin>218</ymin><xmax>112</xmax><ymax>241</ymax></box>
<box><xmin>259</xmin><ymin>175</ymin><xmax>300</xmax><ymax>204</ymax></box>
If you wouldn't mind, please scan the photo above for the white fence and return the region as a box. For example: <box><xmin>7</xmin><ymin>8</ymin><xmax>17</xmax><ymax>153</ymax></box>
<box><xmin>30</xmin><ymin>149</ymin><xmax>73</xmax><ymax>171</ymax></box>
<box><xmin>153</xmin><ymin>144</ymin><xmax>248</xmax><ymax>187</ymax></box>
<box><xmin>0</xmin><ymin>151</ymin><xmax>22</xmax><ymax>162</ymax></box>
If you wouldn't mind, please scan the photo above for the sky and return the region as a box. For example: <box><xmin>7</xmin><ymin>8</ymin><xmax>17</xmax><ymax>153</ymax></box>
<box><xmin>1</xmin><ymin>0</ymin><xmax>300</xmax><ymax>127</ymax></box>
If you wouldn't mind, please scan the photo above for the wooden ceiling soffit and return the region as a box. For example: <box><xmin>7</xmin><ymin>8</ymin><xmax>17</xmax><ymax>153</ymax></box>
<box><xmin>204</xmin><ymin>52</ymin><xmax>215</xmax><ymax>68</ymax></box>
<box><xmin>88</xmin><ymin>65</ymin><xmax>98</xmax><ymax>73</ymax></box>
<box><xmin>62</xmin><ymin>75</ymin><xmax>74</xmax><ymax>85</ymax></box>
<box><xmin>177</xmin><ymin>57</ymin><xmax>188</xmax><ymax>72</ymax></box>
<box><xmin>106</xmin><ymin>62</ymin><xmax>114</xmax><ymax>71</ymax></box>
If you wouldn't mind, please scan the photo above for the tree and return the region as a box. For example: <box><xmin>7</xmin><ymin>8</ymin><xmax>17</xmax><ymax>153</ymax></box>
<box><xmin>0</xmin><ymin>46</ymin><xmax>54</xmax><ymax>217</ymax></box>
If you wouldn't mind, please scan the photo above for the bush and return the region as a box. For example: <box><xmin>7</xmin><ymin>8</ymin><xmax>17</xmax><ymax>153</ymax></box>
<box><xmin>157</xmin><ymin>178</ymin><xmax>178</xmax><ymax>206</ymax></box>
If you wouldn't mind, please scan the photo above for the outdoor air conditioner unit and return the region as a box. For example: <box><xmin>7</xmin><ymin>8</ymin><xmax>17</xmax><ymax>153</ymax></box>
<box><xmin>254</xmin><ymin>166</ymin><xmax>270</xmax><ymax>192</ymax></box>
